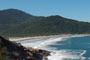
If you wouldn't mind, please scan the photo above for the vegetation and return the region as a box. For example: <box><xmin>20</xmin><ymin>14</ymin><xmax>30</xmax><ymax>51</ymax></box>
<box><xmin>0</xmin><ymin>38</ymin><xmax>9</xmax><ymax>60</ymax></box>
<box><xmin>0</xmin><ymin>36</ymin><xmax>50</xmax><ymax>60</ymax></box>
<box><xmin>0</xmin><ymin>47</ymin><xmax>9</xmax><ymax>60</ymax></box>
<box><xmin>0</xmin><ymin>9</ymin><xmax>90</xmax><ymax>37</ymax></box>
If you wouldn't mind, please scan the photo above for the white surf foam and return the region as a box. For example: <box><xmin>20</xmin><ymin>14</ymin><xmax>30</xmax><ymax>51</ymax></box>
<box><xmin>47</xmin><ymin>50</ymin><xmax>86</xmax><ymax>60</ymax></box>
<box><xmin>15</xmin><ymin>35</ymin><xmax>87</xmax><ymax>60</ymax></box>
<box><xmin>33</xmin><ymin>37</ymin><xmax>64</xmax><ymax>49</ymax></box>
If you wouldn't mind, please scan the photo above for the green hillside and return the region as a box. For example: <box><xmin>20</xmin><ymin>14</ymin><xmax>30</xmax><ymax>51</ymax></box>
<box><xmin>0</xmin><ymin>9</ymin><xmax>90</xmax><ymax>37</ymax></box>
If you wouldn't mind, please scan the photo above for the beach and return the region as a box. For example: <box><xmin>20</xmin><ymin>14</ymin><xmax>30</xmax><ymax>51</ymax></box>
<box><xmin>9</xmin><ymin>34</ymin><xmax>90</xmax><ymax>60</ymax></box>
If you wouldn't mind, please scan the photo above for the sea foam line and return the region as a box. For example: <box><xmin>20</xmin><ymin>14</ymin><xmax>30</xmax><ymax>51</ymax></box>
<box><xmin>80</xmin><ymin>50</ymin><xmax>87</xmax><ymax>56</ymax></box>
<box><xmin>47</xmin><ymin>50</ymin><xmax>86</xmax><ymax>60</ymax></box>
<box><xmin>33</xmin><ymin>37</ymin><xmax>64</xmax><ymax>49</ymax></box>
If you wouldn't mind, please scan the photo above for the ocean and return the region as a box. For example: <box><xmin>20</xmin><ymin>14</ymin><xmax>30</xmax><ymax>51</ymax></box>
<box><xmin>16</xmin><ymin>35</ymin><xmax>90</xmax><ymax>60</ymax></box>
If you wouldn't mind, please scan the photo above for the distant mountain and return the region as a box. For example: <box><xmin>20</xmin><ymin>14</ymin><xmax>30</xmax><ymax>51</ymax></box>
<box><xmin>0</xmin><ymin>9</ymin><xmax>33</xmax><ymax>24</ymax></box>
<box><xmin>0</xmin><ymin>9</ymin><xmax>90</xmax><ymax>37</ymax></box>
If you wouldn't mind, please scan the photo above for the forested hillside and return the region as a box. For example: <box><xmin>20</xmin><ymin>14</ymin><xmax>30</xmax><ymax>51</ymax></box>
<box><xmin>0</xmin><ymin>9</ymin><xmax>90</xmax><ymax>37</ymax></box>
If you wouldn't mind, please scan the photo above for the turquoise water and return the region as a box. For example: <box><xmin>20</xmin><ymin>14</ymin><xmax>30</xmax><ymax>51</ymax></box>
<box><xmin>48</xmin><ymin>36</ymin><xmax>90</xmax><ymax>60</ymax></box>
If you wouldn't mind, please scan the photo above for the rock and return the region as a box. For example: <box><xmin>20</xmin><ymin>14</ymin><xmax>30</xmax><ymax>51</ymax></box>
<box><xmin>0</xmin><ymin>36</ymin><xmax>50</xmax><ymax>60</ymax></box>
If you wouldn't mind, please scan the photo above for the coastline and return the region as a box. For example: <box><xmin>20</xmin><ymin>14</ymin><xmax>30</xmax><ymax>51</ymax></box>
<box><xmin>9</xmin><ymin>34</ymin><xmax>90</xmax><ymax>41</ymax></box>
<box><xmin>8</xmin><ymin>34</ymin><xmax>90</xmax><ymax>60</ymax></box>
<box><xmin>0</xmin><ymin>36</ymin><xmax>50</xmax><ymax>60</ymax></box>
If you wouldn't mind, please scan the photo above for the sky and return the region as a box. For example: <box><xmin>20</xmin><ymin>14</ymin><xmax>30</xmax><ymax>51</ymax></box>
<box><xmin>0</xmin><ymin>0</ymin><xmax>90</xmax><ymax>22</ymax></box>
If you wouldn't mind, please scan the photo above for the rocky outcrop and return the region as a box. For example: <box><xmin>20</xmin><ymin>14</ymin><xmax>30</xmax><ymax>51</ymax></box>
<box><xmin>0</xmin><ymin>36</ymin><xmax>50</xmax><ymax>60</ymax></box>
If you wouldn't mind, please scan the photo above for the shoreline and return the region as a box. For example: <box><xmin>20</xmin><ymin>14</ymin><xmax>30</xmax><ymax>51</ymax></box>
<box><xmin>0</xmin><ymin>36</ymin><xmax>50</xmax><ymax>60</ymax></box>
<box><xmin>9</xmin><ymin>34</ymin><xmax>90</xmax><ymax>41</ymax></box>
<box><xmin>9</xmin><ymin>34</ymin><xmax>90</xmax><ymax>60</ymax></box>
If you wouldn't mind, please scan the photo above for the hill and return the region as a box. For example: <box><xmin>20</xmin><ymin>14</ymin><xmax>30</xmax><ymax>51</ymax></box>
<box><xmin>0</xmin><ymin>9</ymin><xmax>90</xmax><ymax>37</ymax></box>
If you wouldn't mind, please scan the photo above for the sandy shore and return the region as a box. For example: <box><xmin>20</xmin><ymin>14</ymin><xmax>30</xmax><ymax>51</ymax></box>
<box><xmin>8</xmin><ymin>34</ymin><xmax>90</xmax><ymax>60</ymax></box>
<box><xmin>9</xmin><ymin>34</ymin><xmax>70</xmax><ymax>41</ymax></box>
<box><xmin>9</xmin><ymin>34</ymin><xmax>90</xmax><ymax>41</ymax></box>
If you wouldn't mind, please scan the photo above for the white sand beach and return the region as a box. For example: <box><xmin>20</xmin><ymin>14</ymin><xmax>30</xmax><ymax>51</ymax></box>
<box><xmin>9</xmin><ymin>34</ymin><xmax>90</xmax><ymax>60</ymax></box>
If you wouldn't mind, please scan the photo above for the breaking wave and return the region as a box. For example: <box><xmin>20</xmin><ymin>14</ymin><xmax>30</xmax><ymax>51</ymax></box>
<box><xmin>15</xmin><ymin>35</ymin><xmax>90</xmax><ymax>60</ymax></box>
